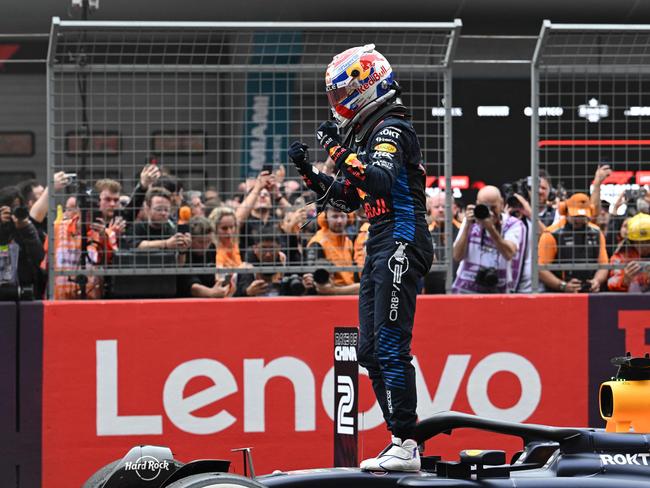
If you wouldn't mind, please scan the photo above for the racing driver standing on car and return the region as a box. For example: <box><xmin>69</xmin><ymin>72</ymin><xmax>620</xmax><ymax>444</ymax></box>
<box><xmin>288</xmin><ymin>44</ymin><xmax>433</xmax><ymax>472</ymax></box>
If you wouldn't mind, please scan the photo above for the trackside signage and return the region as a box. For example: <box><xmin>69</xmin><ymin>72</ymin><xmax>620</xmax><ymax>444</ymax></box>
<box><xmin>43</xmin><ymin>296</ymin><xmax>588</xmax><ymax>488</ymax></box>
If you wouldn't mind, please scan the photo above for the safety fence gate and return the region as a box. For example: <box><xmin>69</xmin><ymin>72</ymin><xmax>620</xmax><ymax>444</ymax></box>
<box><xmin>531</xmin><ymin>22</ymin><xmax>650</xmax><ymax>290</ymax></box>
<box><xmin>46</xmin><ymin>19</ymin><xmax>461</xmax><ymax>299</ymax></box>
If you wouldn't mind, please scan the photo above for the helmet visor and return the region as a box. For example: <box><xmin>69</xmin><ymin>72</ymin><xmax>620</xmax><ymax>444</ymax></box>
<box><xmin>326</xmin><ymin>85</ymin><xmax>354</xmax><ymax>108</ymax></box>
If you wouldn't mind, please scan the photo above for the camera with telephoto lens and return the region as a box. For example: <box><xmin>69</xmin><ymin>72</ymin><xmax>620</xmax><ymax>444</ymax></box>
<box><xmin>475</xmin><ymin>266</ymin><xmax>499</xmax><ymax>289</ymax></box>
<box><xmin>12</xmin><ymin>206</ymin><xmax>29</xmax><ymax>221</ymax></box>
<box><xmin>0</xmin><ymin>283</ymin><xmax>34</xmax><ymax>301</ymax></box>
<box><xmin>313</xmin><ymin>268</ymin><xmax>330</xmax><ymax>285</ymax></box>
<box><xmin>624</xmin><ymin>188</ymin><xmax>648</xmax><ymax>217</ymax></box>
<box><xmin>501</xmin><ymin>177</ymin><xmax>531</xmax><ymax>208</ymax></box>
<box><xmin>281</xmin><ymin>274</ymin><xmax>305</xmax><ymax>296</ymax></box>
<box><xmin>473</xmin><ymin>203</ymin><xmax>491</xmax><ymax>220</ymax></box>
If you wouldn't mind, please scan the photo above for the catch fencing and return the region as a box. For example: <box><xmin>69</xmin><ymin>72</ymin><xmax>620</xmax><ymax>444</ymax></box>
<box><xmin>46</xmin><ymin>19</ymin><xmax>461</xmax><ymax>298</ymax></box>
<box><xmin>531</xmin><ymin>22</ymin><xmax>650</xmax><ymax>289</ymax></box>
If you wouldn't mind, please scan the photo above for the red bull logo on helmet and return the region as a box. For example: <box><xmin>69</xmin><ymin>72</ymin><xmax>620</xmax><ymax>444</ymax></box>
<box><xmin>356</xmin><ymin>65</ymin><xmax>388</xmax><ymax>94</ymax></box>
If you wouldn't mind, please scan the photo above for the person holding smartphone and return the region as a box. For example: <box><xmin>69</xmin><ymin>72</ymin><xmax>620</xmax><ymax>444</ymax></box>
<box><xmin>176</xmin><ymin>216</ymin><xmax>234</xmax><ymax>298</ymax></box>
<box><xmin>608</xmin><ymin>213</ymin><xmax>650</xmax><ymax>293</ymax></box>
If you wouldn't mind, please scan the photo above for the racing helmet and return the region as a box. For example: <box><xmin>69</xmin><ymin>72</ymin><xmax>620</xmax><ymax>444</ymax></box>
<box><xmin>325</xmin><ymin>44</ymin><xmax>395</xmax><ymax>128</ymax></box>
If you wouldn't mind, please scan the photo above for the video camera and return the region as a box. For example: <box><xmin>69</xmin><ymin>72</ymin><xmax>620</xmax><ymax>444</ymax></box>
<box><xmin>280</xmin><ymin>274</ymin><xmax>305</xmax><ymax>296</ymax></box>
<box><xmin>0</xmin><ymin>282</ymin><xmax>34</xmax><ymax>301</ymax></box>
<box><xmin>624</xmin><ymin>187</ymin><xmax>648</xmax><ymax>216</ymax></box>
<box><xmin>475</xmin><ymin>266</ymin><xmax>498</xmax><ymax>289</ymax></box>
<box><xmin>501</xmin><ymin>177</ymin><xmax>531</xmax><ymax>208</ymax></box>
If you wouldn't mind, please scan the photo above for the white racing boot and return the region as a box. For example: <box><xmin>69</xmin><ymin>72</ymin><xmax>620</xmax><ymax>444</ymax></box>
<box><xmin>360</xmin><ymin>437</ymin><xmax>420</xmax><ymax>472</ymax></box>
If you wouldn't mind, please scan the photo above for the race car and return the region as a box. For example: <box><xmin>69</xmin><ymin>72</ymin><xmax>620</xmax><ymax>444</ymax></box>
<box><xmin>83</xmin><ymin>355</ymin><xmax>650</xmax><ymax>488</ymax></box>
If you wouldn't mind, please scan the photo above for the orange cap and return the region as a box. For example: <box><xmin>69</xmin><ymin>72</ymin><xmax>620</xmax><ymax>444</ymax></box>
<box><xmin>566</xmin><ymin>193</ymin><xmax>592</xmax><ymax>217</ymax></box>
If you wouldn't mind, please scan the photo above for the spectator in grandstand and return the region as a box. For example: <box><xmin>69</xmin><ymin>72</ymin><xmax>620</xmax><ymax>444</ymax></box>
<box><xmin>50</xmin><ymin>179</ymin><xmax>126</xmax><ymax>299</ymax></box>
<box><xmin>236</xmin><ymin>171</ymin><xmax>273</xmax><ymax>252</ymax></box>
<box><xmin>186</xmin><ymin>191</ymin><xmax>206</xmax><ymax>218</ymax></box>
<box><xmin>283</xmin><ymin>179</ymin><xmax>302</xmax><ymax>204</ymax></box>
<box><xmin>504</xmin><ymin>193</ymin><xmax>533</xmax><ymax>293</ymax></box>
<box><xmin>64</xmin><ymin>196</ymin><xmax>79</xmax><ymax>220</ymax></box>
<box><xmin>237</xmin><ymin>170</ymin><xmax>290</xmax><ymax>252</ymax></box>
<box><xmin>203</xmin><ymin>201</ymin><xmax>219</xmax><ymax>220</ymax></box>
<box><xmin>28</xmin><ymin>171</ymin><xmax>70</xmax><ymax>228</ymax></box>
<box><xmin>424</xmin><ymin>190</ymin><xmax>461</xmax><ymax>294</ymax></box>
<box><xmin>120</xmin><ymin>163</ymin><xmax>161</xmax><ymax>225</ymax></box>
<box><xmin>306</xmin><ymin>208</ymin><xmax>360</xmax><ymax>295</ymax></box>
<box><xmin>538</xmin><ymin>192</ymin><xmax>609</xmax><ymax>293</ymax></box>
<box><xmin>128</xmin><ymin>187</ymin><xmax>190</xmax><ymax>253</ymax></box>
<box><xmin>589</xmin><ymin>164</ymin><xmax>612</xmax><ymax>219</ymax></box>
<box><xmin>595</xmin><ymin>199</ymin><xmax>623</xmax><ymax>257</ymax></box>
<box><xmin>91</xmin><ymin>179</ymin><xmax>127</xmax><ymax>265</ymax></box>
<box><xmin>155</xmin><ymin>174</ymin><xmax>184</xmax><ymax>212</ymax></box>
<box><xmin>279</xmin><ymin>205</ymin><xmax>308</xmax><ymax>264</ymax></box>
<box><xmin>608</xmin><ymin>213</ymin><xmax>650</xmax><ymax>293</ymax></box>
<box><xmin>613</xmin><ymin>185</ymin><xmax>650</xmax><ymax>217</ymax></box>
<box><xmin>204</xmin><ymin>186</ymin><xmax>219</xmax><ymax>203</ymax></box>
<box><xmin>235</xmin><ymin>224</ymin><xmax>308</xmax><ymax>297</ymax></box>
<box><xmin>176</xmin><ymin>216</ymin><xmax>235</xmax><ymax>298</ymax></box>
<box><xmin>0</xmin><ymin>185</ymin><xmax>45</xmax><ymax>299</ymax></box>
<box><xmin>452</xmin><ymin>185</ymin><xmax>526</xmax><ymax>294</ymax></box>
<box><xmin>17</xmin><ymin>179</ymin><xmax>44</xmax><ymax>212</ymax></box>
<box><xmin>538</xmin><ymin>170</ymin><xmax>556</xmax><ymax>228</ymax></box>
<box><xmin>210</xmin><ymin>206</ymin><xmax>243</xmax><ymax>270</ymax></box>
<box><xmin>453</xmin><ymin>198</ymin><xmax>466</xmax><ymax>224</ymax></box>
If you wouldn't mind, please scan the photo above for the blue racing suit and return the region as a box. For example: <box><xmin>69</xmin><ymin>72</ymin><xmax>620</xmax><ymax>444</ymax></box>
<box><xmin>291</xmin><ymin>109</ymin><xmax>433</xmax><ymax>440</ymax></box>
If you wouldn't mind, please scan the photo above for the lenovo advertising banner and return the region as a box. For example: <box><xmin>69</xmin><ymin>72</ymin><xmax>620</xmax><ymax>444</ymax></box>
<box><xmin>41</xmin><ymin>295</ymin><xmax>591</xmax><ymax>488</ymax></box>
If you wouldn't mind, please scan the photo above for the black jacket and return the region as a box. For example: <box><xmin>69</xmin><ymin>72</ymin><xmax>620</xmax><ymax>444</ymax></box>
<box><xmin>0</xmin><ymin>221</ymin><xmax>45</xmax><ymax>295</ymax></box>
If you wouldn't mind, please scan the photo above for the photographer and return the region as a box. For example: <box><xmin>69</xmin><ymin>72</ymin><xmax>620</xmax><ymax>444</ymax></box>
<box><xmin>608</xmin><ymin>213</ymin><xmax>650</xmax><ymax>293</ymax></box>
<box><xmin>503</xmin><ymin>192</ymin><xmax>533</xmax><ymax>293</ymax></box>
<box><xmin>0</xmin><ymin>186</ymin><xmax>44</xmax><ymax>299</ymax></box>
<box><xmin>613</xmin><ymin>185</ymin><xmax>650</xmax><ymax>217</ymax></box>
<box><xmin>235</xmin><ymin>224</ymin><xmax>309</xmax><ymax>297</ymax></box>
<box><xmin>452</xmin><ymin>185</ymin><xmax>526</xmax><ymax>294</ymax></box>
<box><xmin>306</xmin><ymin>208</ymin><xmax>360</xmax><ymax>295</ymax></box>
<box><xmin>51</xmin><ymin>179</ymin><xmax>124</xmax><ymax>299</ymax></box>
<box><xmin>538</xmin><ymin>193</ymin><xmax>609</xmax><ymax>293</ymax></box>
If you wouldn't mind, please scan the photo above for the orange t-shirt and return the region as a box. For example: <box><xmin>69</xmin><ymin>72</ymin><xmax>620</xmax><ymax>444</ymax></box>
<box><xmin>538</xmin><ymin>222</ymin><xmax>608</xmax><ymax>265</ymax></box>
<box><xmin>216</xmin><ymin>243</ymin><xmax>243</xmax><ymax>269</ymax></box>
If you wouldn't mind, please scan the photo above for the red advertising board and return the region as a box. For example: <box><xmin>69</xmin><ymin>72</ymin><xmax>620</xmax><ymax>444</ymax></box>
<box><xmin>42</xmin><ymin>295</ymin><xmax>588</xmax><ymax>488</ymax></box>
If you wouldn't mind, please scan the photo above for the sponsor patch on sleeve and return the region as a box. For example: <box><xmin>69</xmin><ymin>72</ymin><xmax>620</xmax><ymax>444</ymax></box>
<box><xmin>373</xmin><ymin>143</ymin><xmax>397</xmax><ymax>153</ymax></box>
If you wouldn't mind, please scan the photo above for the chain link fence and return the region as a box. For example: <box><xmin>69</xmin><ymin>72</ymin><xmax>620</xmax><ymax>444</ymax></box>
<box><xmin>531</xmin><ymin>22</ymin><xmax>650</xmax><ymax>291</ymax></box>
<box><xmin>46</xmin><ymin>19</ymin><xmax>460</xmax><ymax>299</ymax></box>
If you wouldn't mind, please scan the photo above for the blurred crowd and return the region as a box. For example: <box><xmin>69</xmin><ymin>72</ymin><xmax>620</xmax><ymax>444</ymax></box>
<box><xmin>0</xmin><ymin>161</ymin><xmax>648</xmax><ymax>300</ymax></box>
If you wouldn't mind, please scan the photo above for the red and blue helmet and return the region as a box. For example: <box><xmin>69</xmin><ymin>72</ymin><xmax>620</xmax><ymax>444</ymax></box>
<box><xmin>325</xmin><ymin>44</ymin><xmax>394</xmax><ymax>128</ymax></box>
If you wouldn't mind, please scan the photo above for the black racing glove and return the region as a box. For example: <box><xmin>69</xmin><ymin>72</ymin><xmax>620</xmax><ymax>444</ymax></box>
<box><xmin>288</xmin><ymin>141</ymin><xmax>311</xmax><ymax>172</ymax></box>
<box><xmin>316</xmin><ymin>121</ymin><xmax>354</xmax><ymax>170</ymax></box>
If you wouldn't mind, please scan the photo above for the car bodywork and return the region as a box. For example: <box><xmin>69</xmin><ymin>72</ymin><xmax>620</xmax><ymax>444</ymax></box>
<box><xmin>83</xmin><ymin>410</ymin><xmax>650</xmax><ymax>488</ymax></box>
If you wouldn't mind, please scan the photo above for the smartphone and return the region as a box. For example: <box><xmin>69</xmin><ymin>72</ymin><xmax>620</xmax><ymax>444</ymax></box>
<box><xmin>90</xmin><ymin>208</ymin><xmax>103</xmax><ymax>222</ymax></box>
<box><xmin>262</xmin><ymin>163</ymin><xmax>273</xmax><ymax>173</ymax></box>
